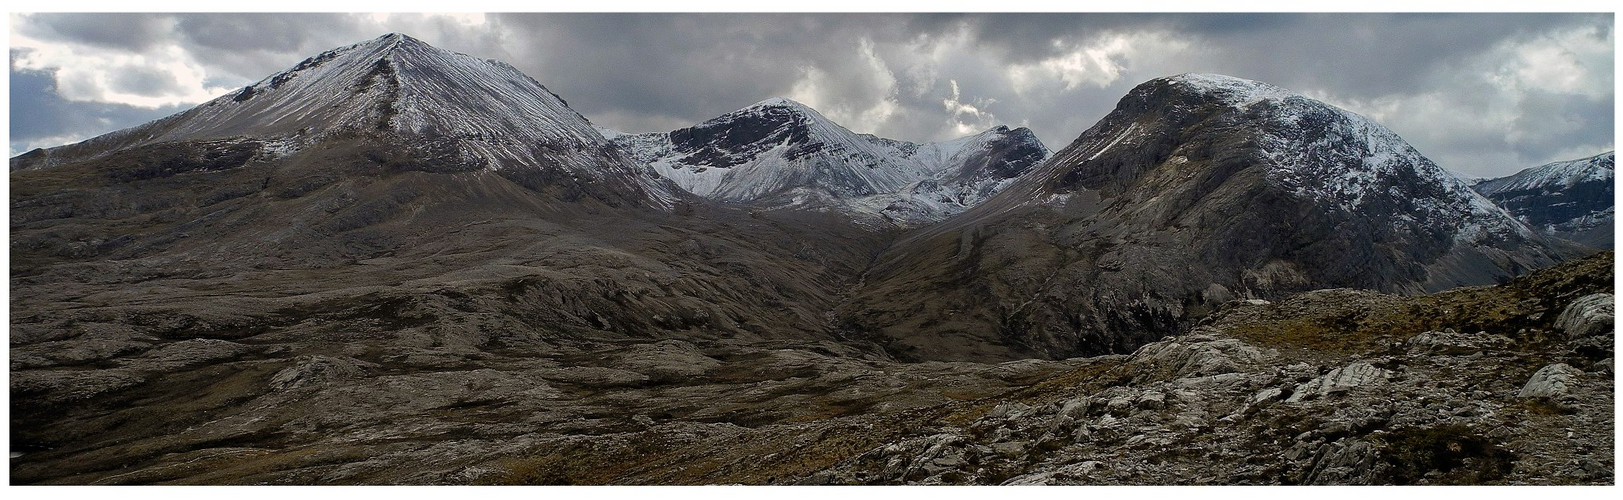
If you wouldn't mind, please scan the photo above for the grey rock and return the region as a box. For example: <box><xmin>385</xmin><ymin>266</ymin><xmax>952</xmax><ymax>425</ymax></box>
<box><xmin>10</xmin><ymin>368</ymin><xmax>147</xmax><ymax>404</ymax></box>
<box><xmin>986</xmin><ymin>401</ymin><xmax>1032</xmax><ymax>420</ymax></box>
<box><xmin>1136</xmin><ymin>390</ymin><xmax>1166</xmax><ymax>410</ymax></box>
<box><xmin>1406</xmin><ymin>329</ymin><xmax>1510</xmax><ymax>355</ymax></box>
<box><xmin>1129</xmin><ymin>331</ymin><xmax>1270</xmax><ymax>381</ymax></box>
<box><xmin>270</xmin><ymin>355</ymin><xmax>375</xmax><ymax>391</ymax></box>
<box><xmin>613</xmin><ymin>339</ymin><xmax>721</xmax><ymax>381</ymax></box>
<box><xmin>1059</xmin><ymin>397</ymin><xmax>1093</xmax><ymax>419</ymax></box>
<box><xmin>1252</xmin><ymin>387</ymin><xmax>1285</xmax><ymax>404</ymax></box>
<box><xmin>1105</xmin><ymin>395</ymin><xmax>1135</xmax><ymax>416</ymax></box>
<box><xmin>121</xmin><ymin>339</ymin><xmax>254</xmax><ymax>371</ymax></box>
<box><xmin>1518</xmin><ymin>363</ymin><xmax>1582</xmax><ymax>398</ymax></box>
<box><xmin>1305</xmin><ymin>439</ymin><xmax>1379</xmax><ymax>484</ymax></box>
<box><xmin>1286</xmin><ymin>362</ymin><xmax>1389</xmax><ymax>403</ymax></box>
<box><xmin>1556</xmin><ymin>293</ymin><xmax>1613</xmax><ymax>339</ymax></box>
<box><xmin>990</xmin><ymin>441</ymin><xmax>1028</xmax><ymax>458</ymax></box>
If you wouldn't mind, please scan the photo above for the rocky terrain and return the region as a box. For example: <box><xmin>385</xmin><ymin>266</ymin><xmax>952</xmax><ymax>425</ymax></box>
<box><xmin>10</xmin><ymin>252</ymin><xmax>1612</xmax><ymax>484</ymax></box>
<box><xmin>1474</xmin><ymin>151</ymin><xmax>1614</xmax><ymax>249</ymax></box>
<box><xmin>9</xmin><ymin>34</ymin><xmax>1613</xmax><ymax>485</ymax></box>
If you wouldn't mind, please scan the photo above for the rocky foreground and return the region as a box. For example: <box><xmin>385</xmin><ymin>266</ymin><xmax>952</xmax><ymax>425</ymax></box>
<box><xmin>11</xmin><ymin>252</ymin><xmax>1612</xmax><ymax>485</ymax></box>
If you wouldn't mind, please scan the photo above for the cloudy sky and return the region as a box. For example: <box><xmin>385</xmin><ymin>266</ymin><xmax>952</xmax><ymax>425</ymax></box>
<box><xmin>7</xmin><ymin>10</ymin><xmax>1615</xmax><ymax>178</ymax></box>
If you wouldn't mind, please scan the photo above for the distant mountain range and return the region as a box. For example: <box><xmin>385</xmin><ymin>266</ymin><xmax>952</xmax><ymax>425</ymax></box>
<box><xmin>10</xmin><ymin>34</ymin><xmax>1599</xmax><ymax>361</ymax></box>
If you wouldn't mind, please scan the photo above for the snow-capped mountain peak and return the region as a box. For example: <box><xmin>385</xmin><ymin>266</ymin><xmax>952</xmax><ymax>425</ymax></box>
<box><xmin>12</xmin><ymin>33</ymin><xmax>678</xmax><ymax>208</ymax></box>
<box><xmin>25</xmin><ymin>32</ymin><xmax>616</xmax><ymax>167</ymax></box>
<box><xmin>1473</xmin><ymin>151</ymin><xmax>1614</xmax><ymax>248</ymax></box>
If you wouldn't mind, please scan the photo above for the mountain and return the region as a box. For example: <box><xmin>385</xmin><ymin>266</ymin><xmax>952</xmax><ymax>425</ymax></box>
<box><xmin>10</xmin><ymin>33</ymin><xmax>677</xmax><ymax>208</ymax></box>
<box><xmin>1473</xmin><ymin>152</ymin><xmax>1614</xmax><ymax>249</ymax></box>
<box><xmin>838</xmin><ymin>73</ymin><xmax>1581</xmax><ymax>361</ymax></box>
<box><xmin>610</xmin><ymin>98</ymin><xmax>1049</xmax><ymax>226</ymax></box>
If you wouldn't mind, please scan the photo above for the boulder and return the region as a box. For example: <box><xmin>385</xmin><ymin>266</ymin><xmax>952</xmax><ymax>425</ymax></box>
<box><xmin>1286</xmin><ymin>362</ymin><xmax>1389</xmax><ymax>403</ymax></box>
<box><xmin>1128</xmin><ymin>328</ymin><xmax>1270</xmax><ymax>381</ymax></box>
<box><xmin>1304</xmin><ymin>439</ymin><xmax>1380</xmax><ymax>484</ymax></box>
<box><xmin>1555</xmin><ymin>293</ymin><xmax>1613</xmax><ymax>339</ymax></box>
<box><xmin>1517</xmin><ymin>363</ymin><xmax>1581</xmax><ymax>398</ymax></box>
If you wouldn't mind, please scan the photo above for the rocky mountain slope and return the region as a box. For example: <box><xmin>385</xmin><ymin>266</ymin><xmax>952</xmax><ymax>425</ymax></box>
<box><xmin>838</xmin><ymin>73</ymin><xmax>1582</xmax><ymax>361</ymax></box>
<box><xmin>609</xmin><ymin>98</ymin><xmax>1049</xmax><ymax>226</ymax></box>
<box><xmin>1474</xmin><ymin>151</ymin><xmax>1614</xmax><ymax>249</ymax></box>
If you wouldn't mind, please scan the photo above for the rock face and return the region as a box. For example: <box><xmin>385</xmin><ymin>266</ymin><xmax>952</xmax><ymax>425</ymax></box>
<box><xmin>839</xmin><ymin>73</ymin><xmax>1579</xmax><ymax>361</ymax></box>
<box><xmin>1474</xmin><ymin>152</ymin><xmax>1614</xmax><ymax>249</ymax></box>
<box><xmin>611</xmin><ymin>99</ymin><xmax>1049</xmax><ymax>226</ymax></box>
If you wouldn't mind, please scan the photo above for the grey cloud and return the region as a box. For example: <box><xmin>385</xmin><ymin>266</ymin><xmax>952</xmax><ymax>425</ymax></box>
<box><xmin>9</xmin><ymin>63</ymin><xmax>183</xmax><ymax>155</ymax></box>
<box><xmin>174</xmin><ymin>13</ymin><xmax>356</xmax><ymax>53</ymax></box>
<box><xmin>17</xmin><ymin>13</ymin><xmax>174</xmax><ymax>51</ymax></box>
<box><xmin>1509</xmin><ymin>91</ymin><xmax>1615</xmax><ymax>164</ymax></box>
<box><xmin>109</xmin><ymin>66</ymin><xmax>182</xmax><ymax>96</ymax></box>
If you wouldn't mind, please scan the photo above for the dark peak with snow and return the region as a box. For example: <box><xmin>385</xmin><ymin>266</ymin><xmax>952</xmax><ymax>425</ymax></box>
<box><xmin>27</xmin><ymin>32</ymin><xmax>613</xmax><ymax>159</ymax></box>
<box><xmin>666</xmin><ymin>97</ymin><xmax>848</xmax><ymax>169</ymax></box>
<box><xmin>1474</xmin><ymin>151</ymin><xmax>1614</xmax><ymax>249</ymax></box>
<box><xmin>1158</xmin><ymin>73</ymin><xmax>1298</xmax><ymax>105</ymax></box>
<box><xmin>989</xmin><ymin>72</ymin><xmax>1562</xmax><ymax>291</ymax></box>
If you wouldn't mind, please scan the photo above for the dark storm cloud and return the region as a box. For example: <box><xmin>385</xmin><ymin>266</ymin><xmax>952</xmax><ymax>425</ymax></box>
<box><xmin>1509</xmin><ymin>90</ymin><xmax>1616</xmax><ymax>164</ymax></box>
<box><xmin>8</xmin><ymin>12</ymin><xmax>1614</xmax><ymax>177</ymax></box>
<box><xmin>488</xmin><ymin>13</ymin><xmax>923</xmax><ymax>129</ymax></box>
<box><xmin>17</xmin><ymin>13</ymin><xmax>174</xmax><ymax>51</ymax></box>
<box><xmin>1156</xmin><ymin>13</ymin><xmax>1598</xmax><ymax>98</ymax></box>
<box><xmin>175</xmin><ymin>13</ymin><xmax>356</xmax><ymax>53</ymax></box>
<box><xmin>166</xmin><ymin>14</ymin><xmax>386</xmax><ymax>83</ymax></box>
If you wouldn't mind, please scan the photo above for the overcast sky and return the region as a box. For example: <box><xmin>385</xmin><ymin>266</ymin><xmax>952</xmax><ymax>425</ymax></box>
<box><xmin>7</xmin><ymin>11</ymin><xmax>1615</xmax><ymax>178</ymax></box>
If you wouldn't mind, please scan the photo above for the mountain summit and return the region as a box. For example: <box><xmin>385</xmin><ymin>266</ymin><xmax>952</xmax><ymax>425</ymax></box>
<box><xmin>612</xmin><ymin>97</ymin><xmax>1048</xmax><ymax>226</ymax></box>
